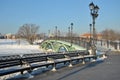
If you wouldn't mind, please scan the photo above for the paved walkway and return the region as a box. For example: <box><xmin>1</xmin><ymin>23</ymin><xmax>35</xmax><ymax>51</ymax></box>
<box><xmin>27</xmin><ymin>52</ymin><xmax>120</xmax><ymax>80</ymax></box>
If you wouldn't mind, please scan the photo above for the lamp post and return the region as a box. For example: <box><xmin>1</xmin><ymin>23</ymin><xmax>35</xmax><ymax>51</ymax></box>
<box><xmin>70</xmin><ymin>23</ymin><xmax>73</xmax><ymax>46</ymax></box>
<box><xmin>48</xmin><ymin>29</ymin><xmax>50</xmax><ymax>38</ymax></box>
<box><xmin>89</xmin><ymin>24</ymin><xmax>92</xmax><ymax>47</ymax></box>
<box><xmin>68</xmin><ymin>27</ymin><xmax>70</xmax><ymax>38</ymax></box>
<box><xmin>55</xmin><ymin>26</ymin><xmax>57</xmax><ymax>40</ymax></box>
<box><xmin>89</xmin><ymin>2</ymin><xmax>99</xmax><ymax>55</ymax></box>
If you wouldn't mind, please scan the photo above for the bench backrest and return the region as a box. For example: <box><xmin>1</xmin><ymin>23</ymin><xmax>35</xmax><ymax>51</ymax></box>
<box><xmin>47</xmin><ymin>53</ymin><xmax>65</xmax><ymax>60</ymax></box>
<box><xmin>0</xmin><ymin>55</ymin><xmax>21</xmax><ymax>68</ymax></box>
<box><xmin>65</xmin><ymin>52</ymin><xmax>79</xmax><ymax>57</ymax></box>
<box><xmin>22</xmin><ymin>53</ymin><xmax>47</xmax><ymax>63</ymax></box>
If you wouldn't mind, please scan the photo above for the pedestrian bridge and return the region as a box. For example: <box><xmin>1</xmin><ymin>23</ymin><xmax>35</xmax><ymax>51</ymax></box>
<box><xmin>40</xmin><ymin>40</ymin><xmax>86</xmax><ymax>52</ymax></box>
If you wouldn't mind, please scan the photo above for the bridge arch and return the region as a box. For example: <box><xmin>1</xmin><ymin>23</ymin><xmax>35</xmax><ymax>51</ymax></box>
<box><xmin>40</xmin><ymin>40</ymin><xmax>86</xmax><ymax>52</ymax></box>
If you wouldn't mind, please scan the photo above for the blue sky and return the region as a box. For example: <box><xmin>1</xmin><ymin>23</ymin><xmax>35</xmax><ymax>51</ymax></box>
<box><xmin>0</xmin><ymin>0</ymin><xmax>120</xmax><ymax>35</ymax></box>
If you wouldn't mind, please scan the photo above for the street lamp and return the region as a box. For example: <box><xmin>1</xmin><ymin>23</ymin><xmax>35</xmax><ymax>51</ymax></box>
<box><xmin>58</xmin><ymin>30</ymin><xmax>60</xmax><ymax>37</ymax></box>
<box><xmin>70</xmin><ymin>23</ymin><xmax>73</xmax><ymax>46</ymax></box>
<box><xmin>55</xmin><ymin>26</ymin><xmax>57</xmax><ymax>40</ymax></box>
<box><xmin>48</xmin><ymin>29</ymin><xmax>50</xmax><ymax>38</ymax></box>
<box><xmin>89</xmin><ymin>24</ymin><xmax>92</xmax><ymax>46</ymax></box>
<box><xmin>68</xmin><ymin>27</ymin><xmax>70</xmax><ymax>38</ymax></box>
<box><xmin>89</xmin><ymin>2</ymin><xmax>99</xmax><ymax>55</ymax></box>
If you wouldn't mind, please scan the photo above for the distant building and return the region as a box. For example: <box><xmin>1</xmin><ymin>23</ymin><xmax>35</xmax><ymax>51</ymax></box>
<box><xmin>80</xmin><ymin>33</ymin><xmax>102</xmax><ymax>40</ymax></box>
<box><xmin>80</xmin><ymin>33</ymin><xmax>91</xmax><ymax>38</ymax></box>
<box><xmin>5</xmin><ymin>33</ymin><xmax>12</xmax><ymax>39</ymax></box>
<box><xmin>5</xmin><ymin>33</ymin><xmax>16</xmax><ymax>39</ymax></box>
<box><xmin>97</xmin><ymin>34</ymin><xmax>102</xmax><ymax>40</ymax></box>
<box><xmin>0</xmin><ymin>33</ymin><xmax>5</xmax><ymax>39</ymax></box>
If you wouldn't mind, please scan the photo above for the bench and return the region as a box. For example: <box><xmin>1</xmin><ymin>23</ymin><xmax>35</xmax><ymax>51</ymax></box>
<box><xmin>0</xmin><ymin>55</ymin><xmax>23</xmax><ymax>76</ymax></box>
<box><xmin>0</xmin><ymin>51</ymin><xmax>96</xmax><ymax>77</ymax></box>
<box><xmin>64</xmin><ymin>51</ymin><xmax>83</xmax><ymax>61</ymax></box>
<box><xmin>47</xmin><ymin>53</ymin><xmax>70</xmax><ymax>64</ymax></box>
<box><xmin>21</xmin><ymin>53</ymin><xmax>53</xmax><ymax>72</ymax></box>
<box><xmin>0</xmin><ymin>53</ymin><xmax>53</xmax><ymax>76</ymax></box>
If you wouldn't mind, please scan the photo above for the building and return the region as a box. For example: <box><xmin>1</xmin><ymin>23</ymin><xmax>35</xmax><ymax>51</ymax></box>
<box><xmin>80</xmin><ymin>33</ymin><xmax>102</xmax><ymax>40</ymax></box>
<box><xmin>0</xmin><ymin>33</ymin><xmax>5</xmax><ymax>39</ymax></box>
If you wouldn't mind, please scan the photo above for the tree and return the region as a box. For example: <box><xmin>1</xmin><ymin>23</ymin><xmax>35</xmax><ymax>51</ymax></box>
<box><xmin>101</xmin><ymin>29</ymin><xmax>120</xmax><ymax>41</ymax></box>
<box><xmin>17</xmin><ymin>24</ymin><xmax>39</xmax><ymax>44</ymax></box>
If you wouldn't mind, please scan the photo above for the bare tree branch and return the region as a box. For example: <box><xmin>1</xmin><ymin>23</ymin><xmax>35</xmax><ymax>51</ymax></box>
<box><xmin>17</xmin><ymin>24</ymin><xmax>39</xmax><ymax>44</ymax></box>
<box><xmin>101</xmin><ymin>29</ymin><xmax>120</xmax><ymax>41</ymax></box>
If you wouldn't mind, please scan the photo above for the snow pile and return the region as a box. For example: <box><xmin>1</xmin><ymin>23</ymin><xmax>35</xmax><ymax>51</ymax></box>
<box><xmin>33</xmin><ymin>39</ymin><xmax>44</xmax><ymax>44</ymax></box>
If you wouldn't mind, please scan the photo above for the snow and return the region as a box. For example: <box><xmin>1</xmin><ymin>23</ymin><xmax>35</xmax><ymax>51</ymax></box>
<box><xmin>0</xmin><ymin>39</ymin><xmax>44</xmax><ymax>79</ymax></box>
<box><xmin>0</xmin><ymin>39</ymin><xmax>43</xmax><ymax>56</ymax></box>
<box><xmin>33</xmin><ymin>39</ymin><xmax>44</xmax><ymax>44</ymax></box>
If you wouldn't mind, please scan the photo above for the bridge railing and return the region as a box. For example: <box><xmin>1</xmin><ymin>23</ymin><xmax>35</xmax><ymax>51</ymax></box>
<box><xmin>47</xmin><ymin>37</ymin><xmax>120</xmax><ymax>51</ymax></box>
<box><xmin>0</xmin><ymin>51</ymin><xmax>102</xmax><ymax>78</ymax></box>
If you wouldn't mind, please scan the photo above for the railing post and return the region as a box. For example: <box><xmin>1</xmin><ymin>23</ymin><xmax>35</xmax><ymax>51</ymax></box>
<box><xmin>64</xmin><ymin>55</ymin><xmax>72</xmax><ymax>67</ymax></box>
<box><xmin>47</xmin><ymin>56</ymin><xmax>56</xmax><ymax>71</ymax></box>
<box><xmin>51</xmin><ymin>62</ymin><xmax>56</xmax><ymax>71</ymax></box>
<box><xmin>82</xmin><ymin>55</ymin><xmax>85</xmax><ymax>64</ymax></box>
<box><xmin>69</xmin><ymin>59</ymin><xmax>73</xmax><ymax>67</ymax></box>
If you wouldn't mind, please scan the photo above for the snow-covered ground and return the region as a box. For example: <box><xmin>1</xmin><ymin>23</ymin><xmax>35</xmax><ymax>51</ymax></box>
<box><xmin>0</xmin><ymin>39</ymin><xmax>43</xmax><ymax>56</ymax></box>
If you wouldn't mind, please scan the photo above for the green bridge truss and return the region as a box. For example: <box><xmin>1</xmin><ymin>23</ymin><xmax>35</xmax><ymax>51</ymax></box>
<box><xmin>40</xmin><ymin>40</ymin><xmax>86</xmax><ymax>52</ymax></box>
